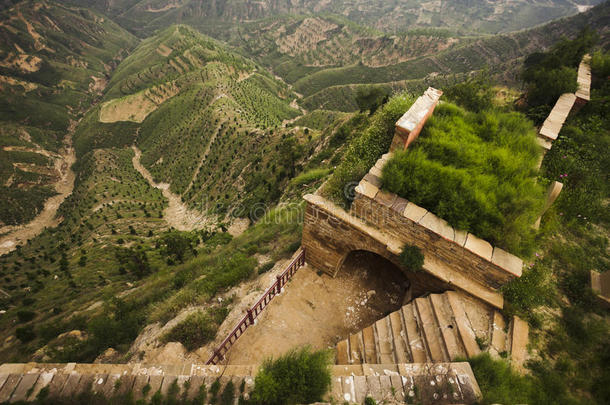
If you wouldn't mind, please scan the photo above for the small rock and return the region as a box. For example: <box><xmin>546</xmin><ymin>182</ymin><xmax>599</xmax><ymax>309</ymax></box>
<box><xmin>366</xmin><ymin>290</ymin><xmax>376</xmax><ymax>298</ymax></box>
<box><xmin>94</xmin><ymin>347</ymin><xmax>120</xmax><ymax>364</ymax></box>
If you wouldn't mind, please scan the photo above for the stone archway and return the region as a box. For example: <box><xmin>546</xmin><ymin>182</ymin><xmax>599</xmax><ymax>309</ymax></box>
<box><xmin>337</xmin><ymin>250</ymin><xmax>412</xmax><ymax>310</ymax></box>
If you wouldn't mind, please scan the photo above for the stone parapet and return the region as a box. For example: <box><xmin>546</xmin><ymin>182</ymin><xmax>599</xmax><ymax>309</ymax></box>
<box><xmin>575</xmin><ymin>54</ymin><xmax>591</xmax><ymax>102</ymax></box>
<box><xmin>390</xmin><ymin>87</ymin><xmax>443</xmax><ymax>151</ymax></box>
<box><xmin>353</xmin><ymin>154</ymin><xmax>523</xmax><ymax>291</ymax></box>
<box><xmin>0</xmin><ymin>361</ymin><xmax>482</xmax><ymax>404</ymax></box>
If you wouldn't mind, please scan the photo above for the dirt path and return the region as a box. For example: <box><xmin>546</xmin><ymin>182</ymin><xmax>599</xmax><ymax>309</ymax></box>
<box><xmin>0</xmin><ymin>131</ymin><xmax>76</xmax><ymax>256</ymax></box>
<box><xmin>131</xmin><ymin>146</ymin><xmax>210</xmax><ymax>231</ymax></box>
<box><xmin>226</xmin><ymin>253</ymin><xmax>407</xmax><ymax>365</ymax></box>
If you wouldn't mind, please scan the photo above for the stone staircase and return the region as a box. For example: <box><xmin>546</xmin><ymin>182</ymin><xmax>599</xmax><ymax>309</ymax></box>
<box><xmin>336</xmin><ymin>291</ymin><xmax>529</xmax><ymax>371</ymax></box>
<box><xmin>0</xmin><ymin>361</ymin><xmax>482</xmax><ymax>404</ymax></box>
<box><xmin>330</xmin><ymin>362</ymin><xmax>481</xmax><ymax>404</ymax></box>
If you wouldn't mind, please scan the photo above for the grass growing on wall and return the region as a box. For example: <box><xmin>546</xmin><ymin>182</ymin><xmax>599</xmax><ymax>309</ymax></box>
<box><xmin>382</xmin><ymin>103</ymin><xmax>544</xmax><ymax>256</ymax></box>
<box><xmin>321</xmin><ymin>92</ymin><xmax>416</xmax><ymax>207</ymax></box>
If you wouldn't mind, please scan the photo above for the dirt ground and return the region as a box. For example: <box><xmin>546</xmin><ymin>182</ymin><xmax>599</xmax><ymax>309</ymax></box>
<box><xmin>227</xmin><ymin>251</ymin><xmax>408</xmax><ymax>365</ymax></box>
<box><xmin>131</xmin><ymin>146</ymin><xmax>211</xmax><ymax>231</ymax></box>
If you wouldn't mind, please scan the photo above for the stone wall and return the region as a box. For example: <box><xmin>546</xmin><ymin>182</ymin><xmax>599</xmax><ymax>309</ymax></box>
<box><xmin>352</xmin><ymin>171</ymin><xmax>522</xmax><ymax>290</ymax></box>
<box><xmin>302</xmin><ymin>193</ymin><xmax>506</xmax><ymax>309</ymax></box>
<box><xmin>390</xmin><ymin>87</ymin><xmax>442</xmax><ymax>151</ymax></box>
<box><xmin>301</xmin><ymin>195</ymin><xmax>451</xmax><ymax>297</ymax></box>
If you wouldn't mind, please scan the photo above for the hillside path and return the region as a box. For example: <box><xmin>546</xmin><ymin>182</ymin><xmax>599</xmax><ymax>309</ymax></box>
<box><xmin>0</xmin><ymin>131</ymin><xmax>76</xmax><ymax>256</ymax></box>
<box><xmin>131</xmin><ymin>146</ymin><xmax>210</xmax><ymax>231</ymax></box>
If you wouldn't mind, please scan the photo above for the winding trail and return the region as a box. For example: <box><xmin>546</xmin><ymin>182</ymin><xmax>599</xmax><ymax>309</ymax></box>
<box><xmin>131</xmin><ymin>146</ymin><xmax>210</xmax><ymax>231</ymax></box>
<box><xmin>0</xmin><ymin>131</ymin><xmax>76</xmax><ymax>256</ymax></box>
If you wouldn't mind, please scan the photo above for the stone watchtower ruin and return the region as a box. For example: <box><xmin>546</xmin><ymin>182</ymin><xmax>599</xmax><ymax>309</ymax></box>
<box><xmin>302</xmin><ymin>88</ymin><xmax>522</xmax><ymax>309</ymax></box>
<box><xmin>301</xmin><ymin>88</ymin><xmax>531</xmax><ymax>376</ymax></box>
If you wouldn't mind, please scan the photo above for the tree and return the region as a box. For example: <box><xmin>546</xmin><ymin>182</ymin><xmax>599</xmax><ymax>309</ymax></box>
<box><xmin>159</xmin><ymin>231</ymin><xmax>194</xmax><ymax>263</ymax></box>
<box><xmin>355</xmin><ymin>85</ymin><xmax>390</xmax><ymax>114</ymax></box>
<box><xmin>444</xmin><ymin>73</ymin><xmax>494</xmax><ymax>112</ymax></box>
<box><xmin>115</xmin><ymin>247</ymin><xmax>151</xmax><ymax>279</ymax></box>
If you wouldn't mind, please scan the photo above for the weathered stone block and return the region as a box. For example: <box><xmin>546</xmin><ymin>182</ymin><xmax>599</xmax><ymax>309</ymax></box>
<box><xmin>464</xmin><ymin>234</ymin><xmax>493</xmax><ymax>261</ymax></box>
<box><xmin>419</xmin><ymin>212</ymin><xmax>455</xmax><ymax>241</ymax></box>
<box><xmin>403</xmin><ymin>203</ymin><xmax>428</xmax><ymax>223</ymax></box>
<box><xmin>491</xmin><ymin>247</ymin><xmax>522</xmax><ymax>277</ymax></box>
<box><xmin>356</xmin><ymin>180</ymin><xmax>378</xmax><ymax>199</ymax></box>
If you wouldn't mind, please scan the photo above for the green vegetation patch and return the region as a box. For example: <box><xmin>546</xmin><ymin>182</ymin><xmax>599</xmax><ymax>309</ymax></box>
<box><xmin>382</xmin><ymin>103</ymin><xmax>544</xmax><ymax>256</ymax></box>
<box><xmin>161</xmin><ymin>307</ymin><xmax>229</xmax><ymax>351</ymax></box>
<box><xmin>321</xmin><ymin>92</ymin><xmax>415</xmax><ymax>206</ymax></box>
<box><xmin>250</xmin><ymin>346</ymin><xmax>332</xmax><ymax>405</ymax></box>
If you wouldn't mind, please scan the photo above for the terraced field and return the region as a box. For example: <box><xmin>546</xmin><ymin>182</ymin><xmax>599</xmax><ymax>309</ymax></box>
<box><xmin>69</xmin><ymin>0</ymin><xmax>604</xmax><ymax>36</ymax></box>
<box><xmin>0</xmin><ymin>0</ymin><xmax>137</xmax><ymax>226</ymax></box>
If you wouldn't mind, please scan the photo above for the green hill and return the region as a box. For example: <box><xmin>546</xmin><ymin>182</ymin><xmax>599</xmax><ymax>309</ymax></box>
<box><xmin>68</xmin><ymin>0</ymin><xmax>604</xmax><ymax>36</ymax></box>
<box><xmin>73</xmin><ymin>25</ymin><xmax>302</xmax><ymax>219</ymax></box>
<box><xmin>0</xmin><ymin>0</ymin><xmax>137</xmax><ymax>226</ymax></box>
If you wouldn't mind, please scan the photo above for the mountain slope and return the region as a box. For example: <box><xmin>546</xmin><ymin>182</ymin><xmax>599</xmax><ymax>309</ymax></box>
<box><xmin>67</xmin><ymin>0</ymin><xmax>604</xmax><ymax>36</ymax></box>
<box><xmin>0</xmin><ymin>0</ymin><xmax>137</xmax><ymax>227</ymax></box>
<box><xmin>73</xmin><ymin>24</ymin><xmax>301</xmax><ymax>221</ymax></box>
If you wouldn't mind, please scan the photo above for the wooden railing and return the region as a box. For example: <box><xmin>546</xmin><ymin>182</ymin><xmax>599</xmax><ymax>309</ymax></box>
<box><xmin>206</xmin><ymin>248</ymin><xmax>306</xmax><ymax>365</ymax></box>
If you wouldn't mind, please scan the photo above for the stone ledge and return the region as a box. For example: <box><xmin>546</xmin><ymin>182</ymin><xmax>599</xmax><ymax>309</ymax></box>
<box><xmin>463</xmin><ymin>233</ymin><xmax>493</xmax><ymax>262</ymax></box>
<box><xmin>492</xmin><ymin>247</ymin><xmax>523</xmax><ymax>277</ymax></box>
<box><xmin>539</xmin><ymin>93</ymin><xmax>577</xmax><ymax>141</ymax></box>
<box><xmin>419</xmin><ymin>212</ymin><xmax>455</xmax><ymax>241</ymax></box>
<box><xmin>396</xmin><ymin>88</ymin><xmax>443</xmax><ymax>134</ymax></box>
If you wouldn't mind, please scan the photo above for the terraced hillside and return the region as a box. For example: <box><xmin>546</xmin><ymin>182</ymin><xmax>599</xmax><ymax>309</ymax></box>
<box><xmin>69</xmin><ymin>0</ymin><xmax>603</xmax><ymax>36</ymax></box>
<box><xmin>0</xmin><ymin>0</ymin><xmax>137</xmax><ymax>227</ymax></box>
<box><xmin>289</xmin><ymin>3</ymin><xmax>610</xmax><ymax>103</ymax></box>
<box><xmin>74</xmin><ymin>25</ymin><xmax>303</xmax><ymax>221</ymax></box>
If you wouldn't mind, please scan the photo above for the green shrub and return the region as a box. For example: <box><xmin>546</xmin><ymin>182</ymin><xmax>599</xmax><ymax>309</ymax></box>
<box><xmin>398</xmin><ymin>245</ymin><xmax>424</xmax><ymax>272</ymax></box>
<box><xmin>250</xmin><ymin>346</ymin><xmax>332</xmax><ymax>405</ymax></box>
<box><xmin>17</xmin><ymin>310</ymin><xmax>37</xmax><ymax>323</ymax></box>
<box><xmin>16</xmin><ymin>326</ymin><xmax>36</xmax><ymax>342</ymax></box>
<box><xmin>220</xmin><ymin>381</ymin><xmax>235</xmax><ymax>405</ymax></box>
<box><xmin>382</xmin><ymin>103</ymin><xmax>543</xmax><ymax>255</ymax></box>
<box><xmin>502</xmin><ymin>261</ymin><xmax>555</xmax><ymax>320</ymax></box>
<box><xmin>355</xmin><ymin>85</ymin><xmax>390</xmax><ymax>114</ymax></box>
<box><xmin>591</xmin><ymin>50</ymin><xmax>610</xmax><ymax>84</ymax></box>
<box><xmin>115</xmin><ymin>247</ymin><xmax>151</xmax><ymax>279</ymax></box>
<box><xmin>468</xmin><ymin>353</ymin><xmax>533</xmax><ymax>404</ymax></box>
<box><xmin>444</xmin><ymin>74</ymin><xmax>494</xmax><ymax>112</ymax></box>
<box><xmin>258</xmin><ymin>262</ymin><xmax>275</xmax><ymax>275</ymax></box>
<box><xmin>290</xmin><ymin>168</ymin><xmax>332</xmax><ymax>187</ymax></box>
<box><xmin>159</xmin><ymin>231</ymin><xmax>195</xmax><ymax>263</ymax></box>
<box><xmin>161</xmin><ymin>311</ymin><xmax>217</xmax><ymax>351</ymax></box>
<box><xmin>522</xmin><ymin>28</ymin><xmax>597</xmax><ymax>111</ymax></box>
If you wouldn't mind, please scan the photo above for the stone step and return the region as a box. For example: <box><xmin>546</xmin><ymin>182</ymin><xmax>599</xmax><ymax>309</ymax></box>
<box><xmin>489</xmin><ymin>310</ymin><xmax>507</xmax><ymax>358</ymax></box>
<box><xmin>362</xmin><ymin>326</ymin><xmax>377</xmax><ymax>364</ymax></box>
<box><xmin>9</xmin><ymin>372</ymin><xmax>39</xmax><ymax>403</ymax></box>
<box><xmin>388</xmin><ymin>310</ymin><xmax>411</xmax><ymax>363</ymax></box>
<box><xmin>430</xmin><ymin>293</ymin><xmax>466</xmax><ymax>360</ymax></box>
<box><xmin>401</xmin><ymin>303</ymin><xmax>428</xmax><ymax>363</ymax></box>
<box><xmin>414</xmin><ymin>297</ymin><xmax>448</xmax><ymax>362</ymax></box>
<box><xmin>374</xmin><ymin>317</ymin><xmax>395</xmax><ymax>364</ymax></box>
<box><xmin>327</xmin><ymin>362</ymin><xmax>482</xmax><ymax>404</ymax></box>
<box><xmin>0</xmin><ymin>374</ymin><xmax>21</xmax><ymax>403</ymax></box>
<box><xmin>335</xmin><ymin>292</ymin><xmax>528</xmax><ymax>371</ymax></box>
<box><xmin>509</xmin><ymin>316</ymin><xmax>529</xmax><ymax>373</ymax></box>
<box><xmin>349</xmin><ymin>332</ymin><xmax>364</xmax><ymax>364</ymax></box>
<box><xmin>336</xmin><ymin>339</ymin><xmax>350</xmax><ymax>365</ymax></box>
<box><xmin>446</xmin><ymin>291</ymin><xmax>481</xmax><ymax>358</ymax></box>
